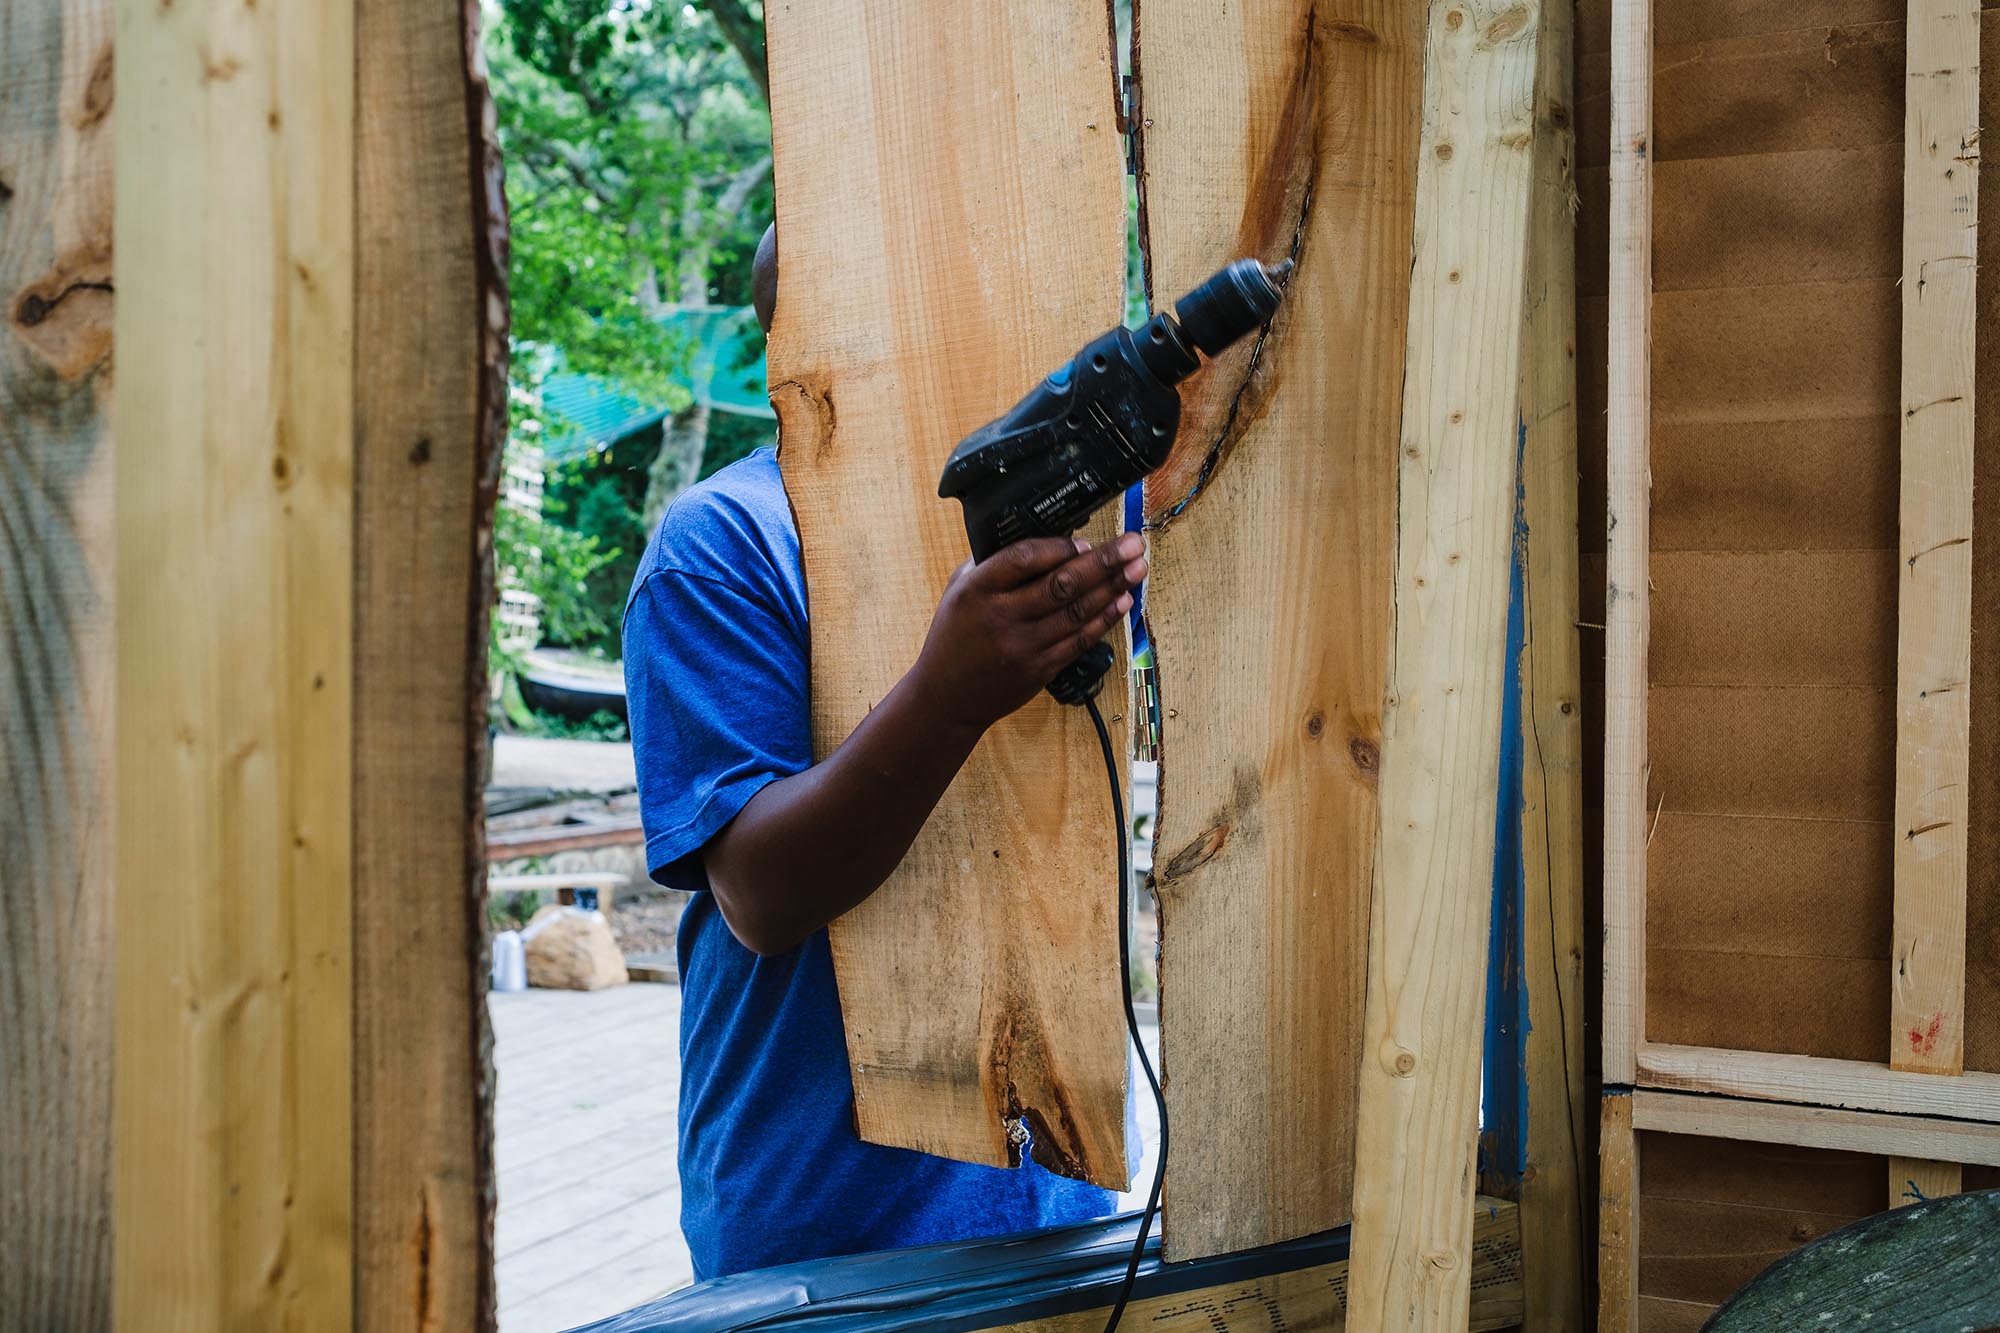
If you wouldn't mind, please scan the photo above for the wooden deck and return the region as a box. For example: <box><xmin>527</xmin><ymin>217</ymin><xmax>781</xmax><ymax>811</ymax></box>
<box><xmin>492</xmin><ymin>982</ymin><xmax>1162</xmax><ymax>1333</ymax></box>
<box><xmin>493</xmin><ymin>984</ymin><xmax>691</xmax><ymax>1332</ymax></box>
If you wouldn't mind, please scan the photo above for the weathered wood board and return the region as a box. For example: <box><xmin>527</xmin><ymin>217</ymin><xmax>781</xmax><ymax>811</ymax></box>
<box><xmin>0</xmin><ymin>0</ymin><xmax>115</xmax><ymax>1325</ymax></box>
<box><xmin>1134</xmin><ymin>0</ymin><xmax>1422</xmax><ymax>1262</ymax></box>
<box><xmin>1515</xmin><ymin>0</ymin><xmax>1588</xmax><ymax>1325</ymax></box>
<box><xmin>765</xmin><ymin>1</ymin><xmax>1132</xmax><ymax>1183</ymax></box>
<box><xmin>352</xmin><ymin>0</ymin><xmax>506</xmax><ymax>1326</ymax></box>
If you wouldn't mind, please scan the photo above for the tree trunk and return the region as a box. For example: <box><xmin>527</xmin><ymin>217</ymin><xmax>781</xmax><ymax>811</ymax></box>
<box><xmin>641</xmin><ymin>182</ymin><xmax>716</xmax><ymax>532</ymax></box>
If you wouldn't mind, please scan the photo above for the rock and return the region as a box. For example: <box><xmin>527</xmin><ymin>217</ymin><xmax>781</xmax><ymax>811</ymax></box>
<box><xmin>522</xmin><ymin>905</ymin><xmax>629</xmax><ymax>991</ymax></box>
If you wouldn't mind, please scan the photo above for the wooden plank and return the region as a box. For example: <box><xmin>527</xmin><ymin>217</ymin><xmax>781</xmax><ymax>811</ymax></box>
<box><xmin>1603</xmin><ymin>0</ymin><xmax>1652</xmax><ymax>1088</ymax></box>
<box><xmin>486</xmin><ymin>813</ymin><xmax>645</xmax><ymax>860</ymax></box>
<box><xmin>0</xmin><ymin>0</ymin><xmax>115</xmax><ymax>1324</ymax></box>
<box><xmin>1599</xmin><ymin>1093</ymin><xmax>1640</xmax><ymax>1333</ymax></box>
<box><xmin>1637</xmin><ymin>1042</ymin><xmax>2000</xmax><ymax>1120</ymax></box>
<box><xmin>113</xmin><ymin>0</ymin><xmax>355</xmax><ymax>1321</ymax></box>
<box><xmin>1889</xmin><ymin>1155</ymin><xmax>1964</xmax><ymax>1205</ymax></box>
<box><xmin>1891</xmin><ymin>0</ymin><xmax>1979</xmax><ymax>1077</ymax></box>
<box><xmin>764</xmin><ymin>0</ymin><xmax>1130</xmax><ymax>1181</ymax></box>
<box><xmin>1632</xmin><ymin>1089</ymin><xmax>2000</xmax><ymax>1166</ymax></box>
<box><xmin>1347</xmin><ymin>4</ymin><xmax>1542</xmax><ymax>1327</ymax></box>
<box><xmin>1516</xmin><ymin>0</ymin><xmax>1588</xmax><ymax>1328</ymax></box>
<box><xmin>1134</xmin><ymin>0</ymin><xmax>1422</xmax><ymax>1261</ymax></box>
<box><xmin>352</xmin><ymin>0</ymin><xmax>505</xmax><ymax>1327</ymax></box>
<box><xmin>991</xmin><ymin>1199</ymin><xmax>1524</xmax><ymax>1333</ymax></box>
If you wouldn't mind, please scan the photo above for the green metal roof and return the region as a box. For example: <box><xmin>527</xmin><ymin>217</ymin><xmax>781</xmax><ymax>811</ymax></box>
<box><xmin>541</xmin><ymin>304</ymin><xmax>773</xmax><ymax>462</ymax></box>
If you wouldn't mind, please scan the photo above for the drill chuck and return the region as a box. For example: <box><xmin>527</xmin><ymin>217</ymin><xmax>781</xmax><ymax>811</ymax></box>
<box><xmin>1172</xmin><ymin>257</ymin><xmax>1292</xmax><ymax>359</ymax></box>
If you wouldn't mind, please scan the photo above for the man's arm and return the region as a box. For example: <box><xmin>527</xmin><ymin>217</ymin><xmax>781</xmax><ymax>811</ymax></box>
<box><xmin>703</xmin><ymin>532</ymin><xmax>1147</xmax><ymax>955</ymax></box>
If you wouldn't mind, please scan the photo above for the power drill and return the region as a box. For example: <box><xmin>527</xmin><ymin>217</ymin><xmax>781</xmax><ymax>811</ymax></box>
<box><xmin>938</xmin><ymin>256</ymin><xmax>1293</xmax><ymax>705</ymax></box>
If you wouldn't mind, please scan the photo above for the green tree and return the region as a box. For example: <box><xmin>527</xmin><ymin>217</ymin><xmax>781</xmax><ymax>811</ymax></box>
<box><xmin>487</xmin><ymin>0</ymin><xmax>773</xmax><ymax>665</ymax></box>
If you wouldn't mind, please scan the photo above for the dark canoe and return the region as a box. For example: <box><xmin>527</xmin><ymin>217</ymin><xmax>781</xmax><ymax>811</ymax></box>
<box><xmin>518</xmin><ymin>661</ymin><xmax>628</xmax><ymax>723</ymax></box>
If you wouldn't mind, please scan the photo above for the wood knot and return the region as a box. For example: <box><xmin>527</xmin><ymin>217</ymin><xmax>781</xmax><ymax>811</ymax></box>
<box><xmin>1305</xmin><ymin>710</ymin><xmax>1326</xmax><ymax>739</ymax></box>
<box><xmin>1163</xmin><ymin>822</ymin><xmax>1230</xmax><ymax>879</ymax></box>
<box><xmin>1349</xmin><ymin>736</ymin><xmax>1380</xmax><ymax>776</ymax></box>
<box><xmin>1445</xmin><ymin>8</ymin><xmax>1464</xmax><ymax>29</ymax></box>
<box><xmin>1436</xmin><ymin>142</ymin><xmax>1455</xmax><ymax>161</ymax></box>
<box><xmin>1382</xmin><ymin>1041</ymin><xmax>1417</xmax><ymax>1076</ymax></box>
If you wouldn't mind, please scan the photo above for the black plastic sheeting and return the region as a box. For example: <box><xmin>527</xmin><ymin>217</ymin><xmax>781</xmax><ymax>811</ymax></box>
<box><xmin>561</xmin><ymin>1211</ymin><xmax>1354</xmax><ymax>1333</ymax></box>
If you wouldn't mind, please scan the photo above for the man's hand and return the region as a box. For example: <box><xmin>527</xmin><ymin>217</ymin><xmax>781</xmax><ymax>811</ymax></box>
<box><xmin>911</xmin><ymin>532</ymin><xmax>1148</xmax><ymax>737</ymax></box>
<box><xmin>701</xmin><ymin>530</ymin><xmax>1146</xmax><ymax>955</ymax></box>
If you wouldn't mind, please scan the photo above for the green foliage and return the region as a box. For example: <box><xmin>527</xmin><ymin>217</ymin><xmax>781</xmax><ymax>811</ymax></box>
<box><xmin>490</xmin><ymin>0</ymin><xmax>770</xmax><ymax>443</ymax></box>
<box><xmin>486</xmin><ymin>0</ymin><xmax>774</xmax><ymax>668</ymax></box>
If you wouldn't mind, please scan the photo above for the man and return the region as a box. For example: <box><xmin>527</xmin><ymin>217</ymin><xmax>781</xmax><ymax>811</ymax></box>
<box><xmin>623</xmin><ymin>223</ymin><xmax>1148</xmax><ymax>1280</ymax></box>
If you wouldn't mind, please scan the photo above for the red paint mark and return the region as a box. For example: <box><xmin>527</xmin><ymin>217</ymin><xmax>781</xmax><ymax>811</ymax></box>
<box><xmin>1907</xmin><ymin>1012</ymin><xmax>1945</xmax><ymax>1057</ymax></box>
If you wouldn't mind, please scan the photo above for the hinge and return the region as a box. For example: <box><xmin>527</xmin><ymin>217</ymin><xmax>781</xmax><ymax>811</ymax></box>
<box><xmin>1121</xmin><ymin>73</ymin><xmax>1142</xmax><ymax>179</ymax></box>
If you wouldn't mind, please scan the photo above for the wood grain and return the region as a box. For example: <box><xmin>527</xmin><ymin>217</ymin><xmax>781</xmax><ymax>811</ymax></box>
<box><xmin>1602</xmin><ymin>0</ymin><xmax>1651</xmax><ymax>1087</ymax></box>
<box><xmin>352</xmin><ymin>0</ymin><xmax>506</xmax><ymax>1327</ymax></box>
<box><xmin>1637</xmin><ymin>1041</ymin><xmax>2000</xmax><ymax>1120</ymax></box>
<box><xmin>1345</xmin><ymin>3</ymin><xmax>1541</xmax><ymax>1328</ymax></box>
<box><xmin>764</xmin><ymin>0</ymin><xmax>1131</xmax><ymax>1183</ymax></box>
<box><xmin>1599</xmin><ymin>1093</ymin><xmax>1640</xmax><ymax>1333</ymax></box>
<box><xmin>0</xmin><ymin>0</ymin><xmax>115</xmax><ymax>1324</ymax></box>
<box><xmin>1632</xmin><ymin>1089</ymin><xmax>2000</xmax><ymax>1167</ymax></box>
<box><xmin>1134</xmin><ymin>0</ymin><xmax>1421</xmax><ymax>1261</ymax></box>
<box><xmin>1515</xmin><ymin>0</ymin><xmax>1588</xmax><ymax>1326</ymax></box>
<box><xmin>1891</xmin><ymin>0</ymin><xmax>1979</xmax><ymax>1077</ymax></box>
<box><xmin>114</xmin><ymin>0</ymin><xmax>355</xmax><ymax>1321</ymax></box>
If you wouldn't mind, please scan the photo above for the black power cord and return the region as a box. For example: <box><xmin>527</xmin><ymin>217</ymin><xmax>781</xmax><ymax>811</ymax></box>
<box><xmin>1081</xmin><ymin>693</ymin><xmax>1168</xmax><ymax>1333</ymax></box>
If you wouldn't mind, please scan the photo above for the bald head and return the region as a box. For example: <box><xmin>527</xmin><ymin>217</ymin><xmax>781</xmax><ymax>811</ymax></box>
<box><xmin>751</xmin><ymin>222</ymin><xmax>778</xmax><ymax>334</ymax></box>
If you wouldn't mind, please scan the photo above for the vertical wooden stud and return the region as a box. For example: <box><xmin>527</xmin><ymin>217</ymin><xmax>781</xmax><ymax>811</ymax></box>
<box><xmin>1517</xmin><ymin>0</ymin><xmax>1587</xmax><ymax>1325</ymax></box>
<box><xmin>1598</xmin><ymin>1092</ymin><xmax>1640</xmax><ymax>1333</ymax></box>
<box><xmin>1603</xmin><ymin>0</ymin><xmax>1653</xmax><ymax>1090</ymax></box>
<box><xmin>114</xmin><ymin>0</ymin><xmax>356</xmax><ymax>1321</ymax></box>
<box><xmin>1891</xmin><ymin>0</ymin><xmax>1978</xmax><ymax>1078</ymax></box>
<box><xmin>1347</xmin><ymin>1</ymin><xmax>1543</xmax><ymax>1327</ymax></box>
<box><xmin>1889</xmin><ymin>1155</ymin><xmax>1964</xmax><ymax>1208</ymax></box>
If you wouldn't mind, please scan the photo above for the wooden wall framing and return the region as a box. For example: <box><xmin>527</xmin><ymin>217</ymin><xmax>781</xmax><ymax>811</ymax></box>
<box><xmin>105</xmin><ymin>0</ymin><xmax>504</xmax><ymax>1326</ymax></box>
<box><xmin>1596</xmin><ymin>0</ymin><xmax>1999</xmax><ymax>1324</ymax></box>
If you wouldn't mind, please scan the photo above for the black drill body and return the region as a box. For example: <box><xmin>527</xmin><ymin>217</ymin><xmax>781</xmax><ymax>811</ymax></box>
<box><xmin>937</xmin><ymin>256</ymin><xmax>1291</xmax><ymax>702</ymax></box>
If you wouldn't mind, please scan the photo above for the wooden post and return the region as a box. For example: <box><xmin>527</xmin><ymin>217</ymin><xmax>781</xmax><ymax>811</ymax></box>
<box><xmin>351</xmin><ymin>0</ymin><xmax>507</xmax><ymax>1324</ymax></box>
<box><xmin>1347</xmin><ymin>1</ymin><xmax>1542</xmax><ymax>1327</ymax></box>
<box><xmin>1516</xmin><ymin>0</ymin><xmax>1588</xmax><ymax>1325</ymax></box>
<box><xmin>1597</xmin><ymin>1093</ymin><xmax>1640</xmax><ymax>1333</ymax></box>
<box><xmin>1887</xmin><ymin>0</ymin><xmax>1978</xmax><ymax>1218</ymax></box>
<box><xmin>1135</xmin><ymin>0</ymin><xmax>1423</xmax><ymax>1261</ymax></box>
<box><xmin>1603</xmin><ymin>0</ymin><xmax>1653</xmax><ymax>1092</ymax></box>
<box><xmin>113</xmin><ymin>0</ymin><xmax>501</xmax><ymax>1323</ymax></box>
<box><xmin>0</xmin><ymin>0</ymin><xmax>116</xmax><ymax>1325</ymax></box>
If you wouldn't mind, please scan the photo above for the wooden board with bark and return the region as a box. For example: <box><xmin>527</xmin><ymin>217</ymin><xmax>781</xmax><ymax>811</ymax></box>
<box><xmin>764</xmin><ymin>0</ymin><xmax>1133</xmax><ymax>1184</ymax></box>
<box><xmin>1135</xmin><ymin>0</ymin><xmax>1424</xmax><ymax>1261</ymax></box>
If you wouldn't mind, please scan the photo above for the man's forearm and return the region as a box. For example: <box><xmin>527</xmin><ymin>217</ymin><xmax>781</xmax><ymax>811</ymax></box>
<box><xmin>702</xmin><ymin>669</ymin><xmax>981</xmax><ymax>955</ymax></box>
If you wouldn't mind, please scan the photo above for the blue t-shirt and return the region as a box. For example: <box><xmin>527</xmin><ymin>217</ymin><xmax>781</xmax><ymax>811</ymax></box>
<box><xmin>622</xmin><ymin>447</ymin><xmax>1113</xmax><ymax>1281</ymax></box>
